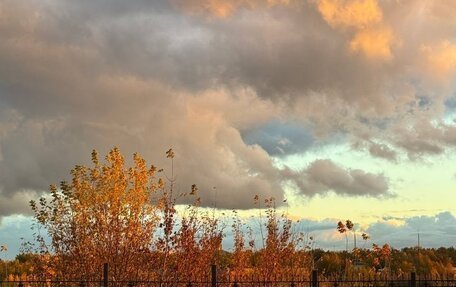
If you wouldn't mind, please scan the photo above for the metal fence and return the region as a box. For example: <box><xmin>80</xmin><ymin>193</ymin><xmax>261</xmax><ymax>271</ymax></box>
<box><xmin>1</xmin><ymin>265</ymin><xmax>455</xmax><ymax>287</ymax></box>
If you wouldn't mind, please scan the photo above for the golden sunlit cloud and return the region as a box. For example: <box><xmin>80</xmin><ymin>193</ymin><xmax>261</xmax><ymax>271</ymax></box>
<box><xmin>316</xmin><ymin>0</ymin><xmax>395</xmax><ymax>61</ymax></box>
<box><xmin>350</xmin><ymin>26</ymin><xmax>394</xmax><ymax>60</ymax></box>
<box><xmin>172</xmin><ymin>0</ymin><xmax>290</xmax><ymax>17</ymax></box>
<box><xmin>382</xmin><ymin>218</ymin><xmax>405</xmax><ymax>227</ymax></box>
<box><xmin>317</xmin><ymin>0</ymin><xmax>382</xmax><ymax>29</ymax></box>
<box><xmin>421</xmin><ymin>40</ymin><xmax>456</xmax><ymax>80</ymax></box>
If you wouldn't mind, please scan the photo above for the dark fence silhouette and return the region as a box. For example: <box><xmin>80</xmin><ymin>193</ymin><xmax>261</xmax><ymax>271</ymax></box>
<box><xmin>1</xmin><ymin>264</ymin><xmax>455</xmax><ymax>287</ymax></box>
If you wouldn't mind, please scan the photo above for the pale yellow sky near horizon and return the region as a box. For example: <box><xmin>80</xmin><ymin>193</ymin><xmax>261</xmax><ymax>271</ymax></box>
<box><xmin>280</xmin><ymin>143</ymin><xmax>456</xmax><ymax>225</ymax></box>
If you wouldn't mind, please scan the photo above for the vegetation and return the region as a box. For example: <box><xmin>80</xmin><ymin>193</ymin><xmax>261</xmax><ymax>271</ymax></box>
<box><xmin>0</xmin><ymin>148</ymin><xmax>454</xmax><ymax>281</ymax></box>
<box><xmin>2</xmin><ymin>247</ymin><xmax>456</xmax><ymax>281</ymax></box>
<box><xmin>314</xmin><ymin>247</ymin><xmax>456</xmax><ymax>277</ymax></box>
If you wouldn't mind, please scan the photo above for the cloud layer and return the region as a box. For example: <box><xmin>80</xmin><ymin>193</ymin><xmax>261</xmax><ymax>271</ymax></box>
<box><xmin>282</xmin><ymin>159</ymin><xmax>389</xmax><ymax>197</ymax></box>
<box><xmin>0</xmin><ymin>0</ymin><xmax>455</xmax><ymax>216</ymax></box>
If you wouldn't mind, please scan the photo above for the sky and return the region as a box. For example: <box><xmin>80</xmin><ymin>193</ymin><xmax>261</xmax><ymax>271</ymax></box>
<box><xmin>1</xmin><ymin>0</ymin><xmax>456</xmax><ymax>258</ymax></box>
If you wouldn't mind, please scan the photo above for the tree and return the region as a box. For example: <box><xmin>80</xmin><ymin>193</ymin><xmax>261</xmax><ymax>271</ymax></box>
<box><xmin>30</xmin><ymin>148</ymin><xmax>163</xmax><ymax>281</ymax></box>
<box><xmin>371</xmin><ymin>243</ymin><xmax>391</xmax><ymax>271</ymax></box>
<box><xmin>337</xmin><ymin>221</ymin><xmax>349</xmax><ymax>251</ymax></box>
<box><xmin>1</xmin><ymin>245</ymin><xmax>7</xmax><ymax>280</ymax></box>
<box><xmin>337</xmin><ymin>220</ymin><xmax>360</xmax><ymax>251</ymax></box>
<box><xmin>255</xmin><ymin>197</ymin><xmax>307</xmax><ymax>279</ymax></box>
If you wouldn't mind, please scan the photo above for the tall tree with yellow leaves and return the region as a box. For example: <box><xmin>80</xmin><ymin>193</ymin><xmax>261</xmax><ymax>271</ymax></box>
<box><xmin>30</xmin><ymin>148</ymin><xmax>163</xmax><ymax>281</ymax></box>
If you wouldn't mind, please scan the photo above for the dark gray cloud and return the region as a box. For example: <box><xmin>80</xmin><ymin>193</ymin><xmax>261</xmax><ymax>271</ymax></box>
<box><xmin>393</xmin><ymin>120</ymin><xmax>456</xmax><ymax>159</ymax></box>
<box><xmin>368</xmin><ymin>142</ymin><xmax>397</xmax><ymax>161</ymax></box>
<box><xmin>283</xmin><ymin>159</ymin><xmax>390</xmax><ymax>197</ymax></box>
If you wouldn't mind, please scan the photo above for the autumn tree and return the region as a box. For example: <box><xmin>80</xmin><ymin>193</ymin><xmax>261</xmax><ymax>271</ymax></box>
<box><xmin>170</xmin><ymin>193</ymin><xmax>223</xmax><ymax>281</ymax></box>
<box><xmin>255</xmin><ymin>197</ymin><xmax>308</xmax><ymax>279</ymax></box>
<box><xmin>337</xmin><ymin>220</ymin><xmax>357</xmax><ymax>251</ymax></box>
<box><xmin>229</xmin><ymin>210</ymin><xmax>249</xmax><ymax>279</ymax></box>
<box><xmin>30</xmin><ymin>148</ymin><xmax>163</xmax><ymax>281</ymax></box>
<box><xmin>371</xmin><ymin>243</ymin><xmax>391</xmax><ymax>271</ymax></box>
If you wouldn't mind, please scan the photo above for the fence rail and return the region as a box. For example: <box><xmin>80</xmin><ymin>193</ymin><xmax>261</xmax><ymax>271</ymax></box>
<box><xmin>1</xmin><ymin>279</ymin><xmax>456</xmax><ymax>287</ymax></box>
<box><xmin>1</xmin><ymin>264</ymin><xmax>455</xmax><ymax>287</ymax></box>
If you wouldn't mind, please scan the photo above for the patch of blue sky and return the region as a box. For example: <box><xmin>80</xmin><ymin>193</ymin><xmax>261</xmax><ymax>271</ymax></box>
<box><xmin>241</xmin><ymin>120</ymin><xmax>315</xmax><ymax>156</ymax></box>
<box><xmin>0</xmin><ymin>215</ymin><xmax>35</xmax><ymax>260</ymax></box>
<box><xmin>444</xmin><ymin>96</ymin><xmax>456</xmax><ymax>124</ymax></box>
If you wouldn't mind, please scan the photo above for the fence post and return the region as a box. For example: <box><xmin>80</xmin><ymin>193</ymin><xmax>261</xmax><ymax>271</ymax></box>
<box><xmin>410</xmin><ymin>272</ymin><xmax>416</xmax><ymax>287</ymax></box>
<box><xmin>103</xmin><ymin>263</ymin><xmax>109</xmax><ymax>287</ymax></box>
<box><xmin>311</xmin><ymin>270</ymin><xmax>318</xmax><ymax>287</ymax></box>
<box><xmin>211</xmin><ymin>265</ymin><xmax>217</xmax><ymax>287</ymax></box>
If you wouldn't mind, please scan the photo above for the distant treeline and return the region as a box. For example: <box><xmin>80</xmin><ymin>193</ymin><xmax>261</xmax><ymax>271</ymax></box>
<box><xmin>312</xmin><ymin>246</ymin><xmax>456</xmax><ymax>276</ymax></box>
<box><xmin>0</xmin><ymin>247</ymin><xmax>456</xmax><ymax>280</ymax></box>
<box><xmin>1</xmin><ymin>247</ymin><xmax>456</xmax><ymax>281</ymax></box>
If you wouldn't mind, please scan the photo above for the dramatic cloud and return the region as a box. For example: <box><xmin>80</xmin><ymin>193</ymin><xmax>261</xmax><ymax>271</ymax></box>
<box><xmin>421</xmin><ymin>40</ymin><xmax>456</xmax><ymax>80</ymax></box>
<box><xmin>393</xmin><ymin>120</ymin><xmax>456</xmax><ymax>159</ymax></box>
<box><xmin>0</xmin><ymin>0</ymin><xmax>455</xmax><ymax>219</ymax></box>
<box><xmin>172</xmin><ymin>0</ymin><xmax>291</xmax><ymax>17</ymax></box>
<box><xmin>283</xmin><ymin>159</ymin><xmax>390</xmax><ymax>197</ymax></box>
<box><xmin>0</xmin><ymin>191</ymin><xmax>37</xmax><ymax>217</ymax></box>
<box><xmin>316</xmin><ymin>0</ymin><xmax>394</xmax><ymax>60</ymax></box>
<box><xmin>349</xmin><ymin>26</ymin><xmax>394</xmax><ymax>60</ymax></box>
<box><xmin>368</xmin><ymin>142</ymin><xmax>397</xmax><ymax>161</ymax></box>
<box><xmin>317</xmin><ymin>0</ymin><xmax>382</xmax><ymax>29</ymax></box>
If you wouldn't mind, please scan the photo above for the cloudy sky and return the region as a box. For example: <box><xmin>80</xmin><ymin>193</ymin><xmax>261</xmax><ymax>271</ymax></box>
<box><xmin>1</xmin><ymin>0</ymin><xmax>456</xmax><ymax>257</ymax></box>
